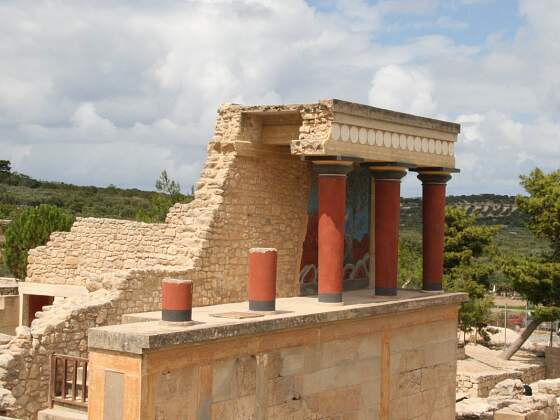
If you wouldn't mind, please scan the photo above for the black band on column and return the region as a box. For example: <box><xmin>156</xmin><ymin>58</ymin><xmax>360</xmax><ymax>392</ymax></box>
<box><xmin>375</xmin><ymin>287</ymin><xmax>398</xmax><ymax>296</ymax></box>
<box><xmin>423</xmin><ymin>282</ymin><xmax>443</xmax><ymax>291</ymax></box>
<box><xmin>162</xmin><ymin>309</ymin><xmax>192</xmax><ymax>322</ymax></box>
<box><xmin>318</xmin><ymin>292</ymin><xmax>343</xmax><ymax>303</ymax></box>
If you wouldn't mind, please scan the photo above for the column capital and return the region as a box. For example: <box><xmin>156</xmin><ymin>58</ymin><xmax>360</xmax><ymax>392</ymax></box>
<box><xmin>312</xmin><ymin>160</ymin><xmax>354</xmax><ymax>175</ymax></box>
<box><xmin>363</xmin><ymin>162</ymin><xmax>412</xmax><ymax>181</ymax></box>
<box><xmin>414</xmin><ymin>167</ymin><xmax>459</xmax><ymax>185</ymax></box>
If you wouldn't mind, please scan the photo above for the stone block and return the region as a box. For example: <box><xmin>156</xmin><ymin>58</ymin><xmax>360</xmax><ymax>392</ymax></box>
<box><xmin>490</xmin><ymin>379</ymin><xmax>525</xmax><ymax>398</ymax></box>
<box><xmin>537</xmin><ymin>378</ymin><xmax>560</xmax><ymax>396</ymax></box>
<box><xmin>212</xmin><ymin>356</ymin><xmax>256</xmax><ymax>402</ymax></box>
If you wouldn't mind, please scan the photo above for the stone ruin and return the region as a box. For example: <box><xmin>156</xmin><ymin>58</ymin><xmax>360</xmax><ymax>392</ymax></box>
<box><xmin>0</xmin><ymin>99</ymin><xmax>462</xmax><ymax>419</ymax></box>
<box><xmin>456</xmin><ymin>378</ymin><xmax>560</xmax><ymax>419</ymax></box>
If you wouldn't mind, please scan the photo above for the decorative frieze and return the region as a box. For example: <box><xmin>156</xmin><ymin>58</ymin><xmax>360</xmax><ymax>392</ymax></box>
<box><xmin>330</xmin><ymin>123</ymin><xmax>455</xmax><ymax>157</ymax></box>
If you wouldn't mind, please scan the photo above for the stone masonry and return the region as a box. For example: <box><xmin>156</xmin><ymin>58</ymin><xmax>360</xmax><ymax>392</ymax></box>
<box><xmin>0</xmin><ymin>100</ymin><xmax>461</xmax><ymax>419</ymax></box>
<box><xmin>0</xmin><ymin>268</ymin><xmax>187</xmax><ymax>418</ymax></box>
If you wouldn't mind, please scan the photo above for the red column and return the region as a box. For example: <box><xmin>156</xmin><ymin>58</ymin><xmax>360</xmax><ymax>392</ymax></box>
<box><xmin>248</xmin><ymin>248</ymin><xmax>277</xmax><ymax>311</ymax></box>
<box><xmin>371</xmin><ymin>168</ymin><xmax>406</xmax><ymax>296</ymax></box>
<box><xmin>418</xmin><ymin>172</ymin><xmax>451</xmax><ymax>291</ymax></box>
<box><xmin>162</xmin><ymin>279</ymin><xmax>193</xmax><ymax>322</ymax></box>
<box><xmin>315</xmin><ymin>163</ymin><xmax>351</xmax><ymax>303</ymax></box>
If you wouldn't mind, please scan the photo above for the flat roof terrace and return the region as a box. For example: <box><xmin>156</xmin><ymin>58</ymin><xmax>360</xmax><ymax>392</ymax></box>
<box><xmin>88</xmin><ymin>289</ymin><xmax>467</xmax><ymax>354</ymax></box>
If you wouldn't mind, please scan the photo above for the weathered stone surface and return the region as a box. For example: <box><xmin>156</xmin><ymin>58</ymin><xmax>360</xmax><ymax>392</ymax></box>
<box><xmin>537</xmin><ymin>378</ymin><xmax>560</xmax><ymax>396</ymax></box>
<box><xmin>1</xmin><ymin>100</ymin><xmax>463</xmax><ymax>419</ymax></box>
<box><xmin>490</xmin><ymin>379</ymin><xmax>525</xmax><ymax>398</ymax></box>
<box><xmin>88</xmin><ymin>290</ymin><xmax>467</xmax><ymax>354</ymax></box>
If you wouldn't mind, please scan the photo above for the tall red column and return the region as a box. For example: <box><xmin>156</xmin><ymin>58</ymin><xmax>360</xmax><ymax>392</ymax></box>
<box><xmin>314</xmin><ymin>162</ymin><xmax>352</xmax><ymax>303</ymax></box>
<box><xmin>418</xmin><ymin>172</ymin><xmax>452</xmax><ymax>291</ymax></box>
<box><xmin>370</xmin><ymin>167</ymin><xmax>407</xmax><ymax>296</ymax></box>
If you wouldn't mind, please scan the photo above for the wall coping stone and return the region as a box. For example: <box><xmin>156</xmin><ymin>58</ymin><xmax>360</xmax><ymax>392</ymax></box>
<box><xmin>88</xmin><ymin>288</ymin><xmax>467</xmax><ymax>354</ymax></box>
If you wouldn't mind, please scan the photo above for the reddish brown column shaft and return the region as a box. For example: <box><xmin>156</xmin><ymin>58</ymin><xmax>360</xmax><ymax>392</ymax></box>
<box><xmin>162</xmin><ymin>279</ymin><xmax>193</xmax><ymax>322</ymax></box>
<box><xmin>318</xmin><ymin>174</ymin><xmax>347</xmax><ymax>303</ymax></box>
<box><xmin>422</xmin><ymin>182</ymin><xmax>447</xmax><ymax>291</ymax></box>
<box><xmin>374</xmin><ymin>179</ymin><xmax>402</xmax><ymax>295</ymax></box>
<box><xmin>248</xmin><ymin>248</ymin><xmax>277</xmax><ymax>311</ymax></box>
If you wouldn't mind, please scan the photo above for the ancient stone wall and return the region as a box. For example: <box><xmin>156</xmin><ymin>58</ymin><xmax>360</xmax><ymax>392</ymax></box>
<box><xmin>27</xmin><ymin>220</ymin><xmax>187</xmax><ymax>286</ymax></box>
<box><xmin>25</xmin><ymin>103</ymin><xmax>314</xmax><ymax>306</ymax></box>
<box><xmin>0</xmin><ymin>268</ymin><xmax>186</xmax><ymax>419</ymax></box>
<box><xmin>545</xmin><ymin>347</ymin><xmax>560</xmax><ymax>379</ymax></box>
<box><xmin>87</xmin><ymin>301</ymin><xmax>460</xmax><ymax>419</ymax></box>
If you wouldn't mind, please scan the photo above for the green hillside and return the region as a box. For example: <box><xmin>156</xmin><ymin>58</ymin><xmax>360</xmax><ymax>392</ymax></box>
<box><xmin>401</xmin><ymin>194</ymin><xmax>548</xmax><ymax>256</ymax></box>
<box><xmin>0</xmin><ymin>171</ymin><xmax>190</xmax><ymax>220</ymax></box>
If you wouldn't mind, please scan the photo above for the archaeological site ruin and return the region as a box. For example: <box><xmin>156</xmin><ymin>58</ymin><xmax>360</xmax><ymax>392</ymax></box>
<box><xmin>0</xmin><ymin>99</ymin><xmax>474</xmax><ymax>419</ymax></box>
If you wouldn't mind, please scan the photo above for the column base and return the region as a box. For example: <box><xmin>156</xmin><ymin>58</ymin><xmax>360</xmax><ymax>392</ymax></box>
<box><xmin>422</xmin><ymin>283</ymin><xmax>443</xmax><ymax>292</ymax></box>
<box><xmin>162</xmin><ymin>309</ymin><xmax>192</xmax><ymax>322</ymax></box>
<box><xmin>249</xmin><ymin>300</ymin><xmax>276</xmax><ymax>312</ymax></box>
<box><xmin>375</xmin><ymin>287</ymin><xmax>397</xmax><ymax>296</ymax></box>
<box><xmin>318</xmin><ymin>292</ymin><xmax>343</xmax><ymax>304</ymax></box>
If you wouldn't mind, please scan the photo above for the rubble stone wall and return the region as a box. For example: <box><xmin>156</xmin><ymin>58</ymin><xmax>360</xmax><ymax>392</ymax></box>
<box><xmin>25</xmin><ymin>103</ymin><xmax>317</xmax><ymax>306</ymax></box>
<box><xmin>0</xmin><ymin>268</ymin><xmax>186</xmax><ymax>419</ymax></box>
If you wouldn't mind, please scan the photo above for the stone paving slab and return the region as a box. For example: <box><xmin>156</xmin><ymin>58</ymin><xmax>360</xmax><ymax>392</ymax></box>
<box><xmin>90</xmin><ymin>289</ymin><xmax>467</xmax><ymax>354</ymax></box>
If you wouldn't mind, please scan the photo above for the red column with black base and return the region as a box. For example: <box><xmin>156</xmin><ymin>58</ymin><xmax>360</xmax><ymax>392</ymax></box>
<box><xmin>418</xmin><ymin>172</ymin><xmax>451</xmax><ymax>291</ymax></box>
<box><xmin>248</xmin><ymin>248</ymin><xmax>277</xmax><ymax>311</ymax></box>
<box><xmin>315</xmin><ymin>163</ymin><xmax>352</xmax><ymax>304</ymax></box>
<box><xmin>371</xmin><ymin>168</ymin><xmax>407</xmax><ymax>296</ymax></box>
<box><xmin>162</xmin><ymin>279</ymin><xmax>193</xmax><ymax>322</ymax></box>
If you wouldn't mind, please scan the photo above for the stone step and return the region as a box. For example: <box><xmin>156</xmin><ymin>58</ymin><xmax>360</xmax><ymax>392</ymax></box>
<box><xmin>37</xmin><ymin>407</ymin><xmax>87</xmax><ymax>420</ymax></box>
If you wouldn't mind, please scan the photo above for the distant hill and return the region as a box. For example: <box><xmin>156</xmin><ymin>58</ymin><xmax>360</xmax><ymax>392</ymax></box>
<box><xmin>401</xmin><ymin>194</ymin><xmax>526</xmax><ymax>230</ymax></box>
<box><xmin>401</xmin><ymin>194</ymin><xmax>548</xmax><ymax>256</ymax></box>
<box><xmin>0</xmin><ymin>171</ymin><xmax>192</xmax><ymax>220</ymax></box>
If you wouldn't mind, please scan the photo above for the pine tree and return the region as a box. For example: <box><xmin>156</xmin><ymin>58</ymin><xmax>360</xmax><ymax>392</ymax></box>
<box><xmin>3</xmin><ymin>204</ymin><xmax>74</xmax><ymax>279</ymax></box>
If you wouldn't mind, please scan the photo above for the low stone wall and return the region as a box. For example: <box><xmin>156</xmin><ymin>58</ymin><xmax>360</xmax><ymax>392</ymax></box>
<box><xmin>0</xmin><ymin>268</ymin><xmax>187</xmax><ymax>419</ymax></box>
<box><xmin>87</xmin><ymin>291</ymin><xmax>465</xmax><ymax>419</ymax></box>
<box><xmin>545</xmin><ymin>347</ymin><xmax>560</xmax><ymax>379</ymax></box>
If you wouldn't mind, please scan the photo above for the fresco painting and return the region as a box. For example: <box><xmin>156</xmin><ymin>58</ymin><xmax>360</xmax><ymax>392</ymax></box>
<box><xmin>299</xmin><ymin>166</ymin><xmax>371</xmax><ymax>291</ymax></box>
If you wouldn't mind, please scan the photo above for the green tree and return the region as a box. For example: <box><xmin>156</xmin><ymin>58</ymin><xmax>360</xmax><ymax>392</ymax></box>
<box><xmin>516</xmin><ymin>168</ymin><xmax>560</xmax><ymax>259</ymax></box>
<box><xmin>443</xmin><ymin>207</ymin><xmax>500</xmax><ymax>344</ymax></box>
<box><xmin>398</xmin><ymin>238</ymin><xmax>422</xmax><ymax>289</ymax></box>
<box><xmin>3</xmin><ymin>204</ymin><xmax>74</xmax><ymax>279</ymax></box>
<box><xmin>501</xmin><ymin>168</ymin><xmax>560</xmax><ymax>359</ymax></box>
<box><xmin>135</xmin><ymin>170</ymin><xmax>191</xmax><ymax>223</ymax></box>
<box><xmin>155</xmin><ymin>170</ymin><xmax>181</xmax><ymax>198</ymax></box>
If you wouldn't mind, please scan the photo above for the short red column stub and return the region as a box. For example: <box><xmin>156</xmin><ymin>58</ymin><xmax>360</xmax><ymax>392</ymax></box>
<box><xmin>248</xmin><ymin>248</ymin><xmax>277</xmax><ymax>311</ymax></box>
<box><xmin>162</xmin><ymin>279</ymin><xmax>193</xmax><ymax>322</ymax></box>
<box><xmin>317</xmin><ymin>174</ymin><xmax>347</xmax><ymax>303</ymax></box>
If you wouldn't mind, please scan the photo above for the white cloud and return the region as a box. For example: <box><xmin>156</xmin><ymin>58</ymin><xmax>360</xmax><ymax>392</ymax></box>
<box><xmin>368</xmin><ymin>65</ymin><xmax>437</xmax><ymax>116</ymax></box>
<box><xmin>0</xmin><ymin>0</ymin><xmax>559</xmax><ymax>197</ymax></box>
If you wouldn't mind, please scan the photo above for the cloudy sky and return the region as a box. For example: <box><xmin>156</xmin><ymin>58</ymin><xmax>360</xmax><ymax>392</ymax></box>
<box><xmin>1</xmin><ymin>0</ymin><xmax>559</xmax><ymax>196</ymax></box>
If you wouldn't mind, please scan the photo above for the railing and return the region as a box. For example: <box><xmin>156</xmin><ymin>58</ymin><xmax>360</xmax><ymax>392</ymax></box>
<box><xmin>49</xmin><ymin>353</ymin><xmax>88</xmax><ymax>408</ymax></box>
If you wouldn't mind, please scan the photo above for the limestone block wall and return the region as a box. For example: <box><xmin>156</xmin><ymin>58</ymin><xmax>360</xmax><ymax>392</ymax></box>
<box><xmin>88</xmin><ymin>304</ymin><xmax>460</xmax><ymax>419</ymax></box>
<box><xmin>27</xmin><ymin>220</ymin><xmax>186</xmax><ymax>286</ymax></box>
<box><xmin>0</xmin><ymin>268</ymin><xmax>186</xmax><ymax>419</ymax></box>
